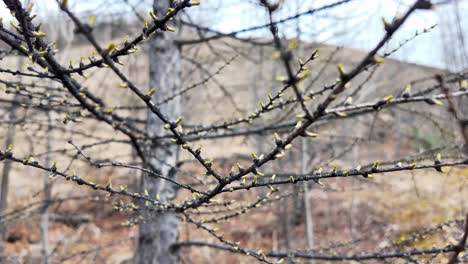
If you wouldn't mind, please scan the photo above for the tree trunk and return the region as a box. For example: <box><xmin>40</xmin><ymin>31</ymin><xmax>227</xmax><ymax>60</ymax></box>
<box><xmin>301</xmin><ymin>138</ymin><xmax>315</xmax><ymax>264</ymax></box>
<box><xmin>136</xmin><ymin>1</ymin><xmax>181</xmax><ymax>263</ymax></box>
<box><xmin>0</xmin><ymin>61</ymin><xmax>20</xmax><ymax>259</ymax></box>
<box><xmin>0</xmin><ymin>103</ymin><xmax>17</xmax><ymax>258</ymax></box>
<box><xmin>40</xmin><ymin>106</ymin><xmax>53</xmax><ymax>264</ymax></box>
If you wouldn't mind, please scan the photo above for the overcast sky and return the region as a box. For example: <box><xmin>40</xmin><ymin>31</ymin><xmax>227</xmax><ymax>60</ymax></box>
<box><xmin>1</xmin><ymin>0</ymin><xmax>467</xmax><ymax>70</ymax></box>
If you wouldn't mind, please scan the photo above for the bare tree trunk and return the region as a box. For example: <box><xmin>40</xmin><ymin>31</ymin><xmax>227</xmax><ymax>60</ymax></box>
<box><xmin>0</xmin><ymin>60</ymin><xmax>20</xmax><ymax>258</ymax></box>
<box><xmin>282</xmin><ymin>197</ymin><xmax>291</xmax><ymax>251</ymax></box>
<box><xmin>40</xmin><ymin>107</ymin><xmax>53</xmax><ymax>264</ymax></box>
<box><xmin>136</xmin><ymin>1</ymin><xmax>181</xmax><ymax>263</ymax></box>
<box><xmin>0</xmin><ymin>103</ymin><xmax>17</xmax><ymax>258</ymax></box>
<box><xmin>302</xmin><ymin>138</ymin><xmax>314</xmax><ymax>252</ymax></box>
<box><xmin>295</xmin><ymin>11</ymin><xmax>314</xmax><ymax>255</ymax></box>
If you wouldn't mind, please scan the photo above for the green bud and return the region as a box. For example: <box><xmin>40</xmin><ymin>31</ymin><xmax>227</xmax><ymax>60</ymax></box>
<box><xmin>88</xmin><ymin>15</ymin><xmax>96</xmax><ymax>25</ymax></box>
<box><xmin>175</xmin><ymin>116</ymin><xmax>184</xmax><ymax>126</ymax></box>
<box><xmin>373</xmin><ymin>55</ymin><xmax>384</xmax><ymax>64</ymax></box>
<box><xmin>275</xmin><ymin>76</ymin><xmax>286</xmax><ymax>83</ymax></box>
<box><xmin>34</xmin><ymin>31</ymin><xmax>46</xmax><ymax>37</ymax></box>
<box><xmin>147</xmin><ymin>88</ymin><xmax>156</xmax><ymax>96</ymax></box>
<box><xmin>305</xmin><ymin>131</ymin><xmax>318</xmax><ymax>138</ymax></box>
<box><xmin>149</xmin><ymin>10</ymin><xmax>158</xmax><ymax>20</ymax></box>
<box><xmin>337</xmin><ymin>64</ymin><xmax>345</xmax><ymax>75</ymax></box>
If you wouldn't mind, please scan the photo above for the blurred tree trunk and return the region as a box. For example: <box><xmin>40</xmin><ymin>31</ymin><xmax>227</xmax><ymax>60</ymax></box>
<box><xmin>302</xmin><ymin>138</ymin><xmax>314</xmax><ymax>251</ymax></box>
<box><xmin>40</xmin><ymin>106</ymin><xmax>53</xmax><ymax>264</ymax></box>
<box><xmin>0</xmin><ymin>55</ymin><xmax>21</xmax><ymax>258</ymax></box>
<box><xmin>0</xmin><ymin>95</ymin><xmax>18</xmax><ymax>258</ymax></box>
<box><xmin>136</xmin><ymin>1</ymin><xmax>181</xmax><ymax>263</ymax></box>
<box><xmin>0</xmin><ymin>104</ymin><xmax>16</xmax><ymax>262</ymax></box>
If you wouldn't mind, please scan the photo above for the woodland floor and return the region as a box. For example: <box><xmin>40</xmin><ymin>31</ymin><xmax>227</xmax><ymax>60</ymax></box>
<box><xmin>3</xmin><ymin>163</ymin><xmax>467</xmax><ymax>264</ymax></box>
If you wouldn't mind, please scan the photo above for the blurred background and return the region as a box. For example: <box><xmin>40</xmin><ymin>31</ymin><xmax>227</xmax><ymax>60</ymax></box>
<box><xmin>0</xmin><ymin>0</ymin><xmax>467</xmax><ymax>263</ymax></box>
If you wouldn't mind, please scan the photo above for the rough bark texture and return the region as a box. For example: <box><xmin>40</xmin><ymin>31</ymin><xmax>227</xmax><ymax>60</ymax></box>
<box><xmin>136</xmin><ymin>1</ymin><xmax>181</xmax><ymax>263</ymax></box>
